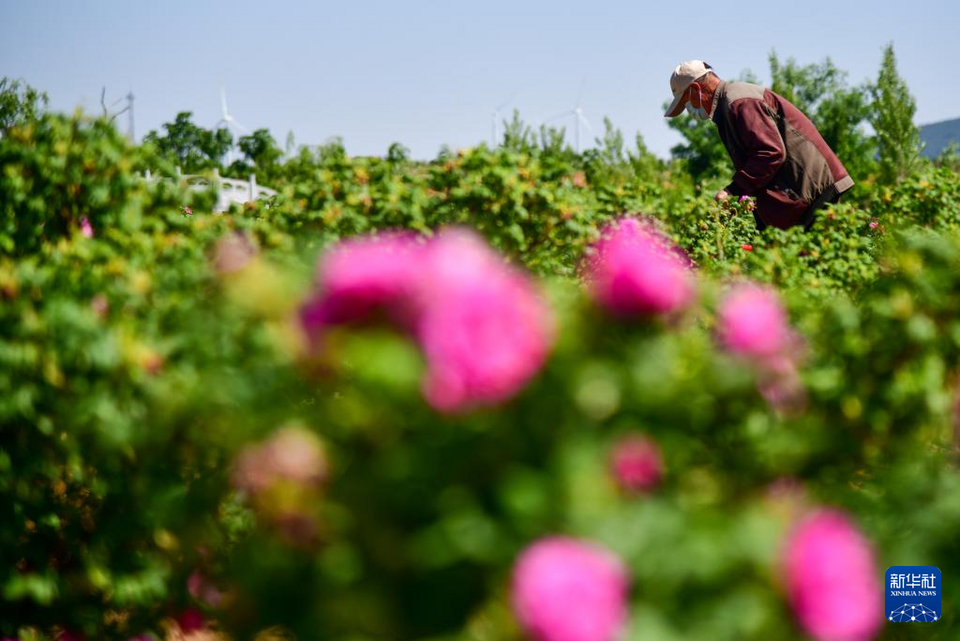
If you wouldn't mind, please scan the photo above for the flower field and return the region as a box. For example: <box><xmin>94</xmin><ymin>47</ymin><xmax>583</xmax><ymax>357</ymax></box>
<box><xmin>3</xmin><ymin>97</ymin><xmax>960</xmax><ymax>641</ymax></box>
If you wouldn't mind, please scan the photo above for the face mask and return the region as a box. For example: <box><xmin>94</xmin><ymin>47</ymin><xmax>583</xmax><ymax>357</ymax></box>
<box><xmin>685</xmin><ymin>84</ymin><xmax>710</xmax><ymax>120</ymax></box>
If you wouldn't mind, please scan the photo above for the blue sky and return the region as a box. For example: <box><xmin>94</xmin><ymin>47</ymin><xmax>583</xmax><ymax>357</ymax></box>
<box><xmin>2</xmin><ymin>0</ymin><xmax>957</xmax><ymax>160</ymax></box>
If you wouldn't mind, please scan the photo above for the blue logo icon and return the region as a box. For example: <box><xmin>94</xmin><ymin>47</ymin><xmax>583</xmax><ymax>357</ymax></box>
<box><xmin>885</xmin><ymin>566</ymin><xmax>940</xmax><ymax>623</ymax></box>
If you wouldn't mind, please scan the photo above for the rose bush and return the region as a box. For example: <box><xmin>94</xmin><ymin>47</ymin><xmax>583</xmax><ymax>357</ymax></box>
<box><xmin>3</xmin><ymin>91</ymin><xmax>960</xmax><ymax>640</ymax></box>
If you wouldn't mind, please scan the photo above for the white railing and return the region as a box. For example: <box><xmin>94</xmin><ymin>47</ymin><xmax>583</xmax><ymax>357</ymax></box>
<box><xmin>144</xmin><ymin>167</ymin><xmax>277</xmax><ymax>213</ymax></box>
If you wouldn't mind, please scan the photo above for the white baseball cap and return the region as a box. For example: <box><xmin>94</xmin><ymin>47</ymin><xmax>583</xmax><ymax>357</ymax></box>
<box><xmin>664</xmin><ymin>60</ymin><xmax>714</xmax><ymax>118</ymax></box>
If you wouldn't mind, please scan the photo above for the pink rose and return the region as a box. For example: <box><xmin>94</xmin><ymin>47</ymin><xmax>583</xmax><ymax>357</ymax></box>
<box><xmin>187</xmin><ymin>570</ymin><xmax>223</xmax><ymax>608</ymax></box>
<box><xmin>717</xmin><ymin>284</ymin><xmax>793</xmax><ymax>361</ymax></box>
<box><xmin>610</xmin><ymin>434</ymin><xmax>663</xmax><ymax>493</ymax></box>
<box><xmin>416</xmin><ymin>229</ymin><xmax>553</xmax><ymax>412</ymax></box>
<box><xmin>300</xmin><ymin>228</ymin><xmax>554</xmax><ymax>413</ymax></box>
<box><xmin>90</xmin><ymin>294</ymin><xmax>109</xmax><ymax>318</ymax></box>
<box><xmin>781</xmin><ymin>509</ymin><xmax>883</xmax><ymax>641</ymax></box>
<box><xmin>585</xmin><ymin>217</ymin><xmax>695</xmax><ymax>317</ymax></box>
<box><xmin>300</xmin><ymin>231</ymin><xmax>425</xmax><ymax>334</ymax></box>
<box><xmin>512</xmin><ymin>537</ymin><xmax>630</xmax><ymax>641</ymax></box>
<box><xmin>213</xmin><ymin>232</ymin><xmax>258</xmax><ymax>274</ymax></box>
<box><xmin>231</xmin><ymin>425</ymin><xmax>328</xmax><ymax>497</ymax></box>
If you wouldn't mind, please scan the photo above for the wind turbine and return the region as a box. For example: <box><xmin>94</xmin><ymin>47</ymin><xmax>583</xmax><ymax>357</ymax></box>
<box><xmin>217</xmin><ymin>85</ymin><xmax>249</xmax><ymax>166</ymax></box>
<box><xmin>218</xmin><ymin>85</ymin><xmax>249</xmax><ymax>135</ymax></box>
<box><xmin>545</xmin><ymin>80</ymin><xmax>592</xmax><ymax>153</ymax></box>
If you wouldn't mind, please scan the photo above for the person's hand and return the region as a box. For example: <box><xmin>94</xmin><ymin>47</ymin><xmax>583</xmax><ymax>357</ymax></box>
<box><xmin>714</xmin><ymin>189</ymin><xmax>730</xmax><ymax>202</ymax></box>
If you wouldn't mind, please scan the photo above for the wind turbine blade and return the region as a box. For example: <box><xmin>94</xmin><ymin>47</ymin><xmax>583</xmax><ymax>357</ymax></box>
<box><xmin>227</xmin><ymin>117</ymin><xmax>249</xmax><ymax>134</ymax></box>
<box><xmin>578</xmin><ymin>111</ymin><xmax>593</xmax><ymax>133</ymax></box>
<box><xmin>574</xmin><ymin>78</ymin><xmax>586</xmax><ymax>108</ymax></box>
<box><xmin>220</xmin><ymin>86</ymin><xmax>228</xmax><ymax>117</ymax></box>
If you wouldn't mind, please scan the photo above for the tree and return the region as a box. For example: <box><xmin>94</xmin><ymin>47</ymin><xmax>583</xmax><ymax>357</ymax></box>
<box><xmin>0</xmin><ymin>77</ymin><xmax>48</xmax><ymax>133</ymax></box>
<box><xmin>870</xmin><ymin>43</ymin><xmax>921</xmax><ymax>184</ymax></box>
<box><xmin>143</xmin><ymin>112</ymin><xmax>233</xmax><ymax>173</ymax></box>
<box><xmin>238</xmin><ymin>128</ymin><xmax>282</xmax><ymax>170</ymax></box>
<box><xmin>501</xmin><ymin>110</ymin><xmax>539</xmax><ymax>155</ymax></box>
<box><xmin>584</xmin><ymin>118</ymin><xmax>663</xmax><ymax>187</ymax></box>
<box><xmin>386</xmin><ymin>142</ymin><xmax>409</xmax><ymax>164</ymax></box>
<box><xmin>667</xmin><ymin>112</ymin><xmax>731</xmax><ymax>183</ymax></box>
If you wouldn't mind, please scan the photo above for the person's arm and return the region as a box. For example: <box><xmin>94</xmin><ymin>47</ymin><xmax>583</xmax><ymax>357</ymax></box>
<box><xmin>722</xmin><ymin>99</ymin><xmax>786</xmax><ymax>197</ymax></box>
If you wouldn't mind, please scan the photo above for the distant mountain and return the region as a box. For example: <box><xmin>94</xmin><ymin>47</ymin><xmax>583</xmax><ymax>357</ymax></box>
<box><xmin>919</xmin><ymin>118</ymin><xmax>960</xmax><ymax>159</ymax></box>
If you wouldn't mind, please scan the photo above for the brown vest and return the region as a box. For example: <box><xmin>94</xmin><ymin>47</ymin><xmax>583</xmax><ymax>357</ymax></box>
<box><xmin>713</xmin><ymin>81</ymin><xmax>854</xmax><ymax>229</ymax></box>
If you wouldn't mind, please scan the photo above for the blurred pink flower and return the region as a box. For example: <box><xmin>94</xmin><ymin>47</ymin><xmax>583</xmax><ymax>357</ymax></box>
<box><xmin>80</xmin><ymin>217</ymin><xmax>94</xmax><ymax>238</ymax></box>
<box><xmin>231</xmin><ymin>426</ymin><xmax>328</xmax><ymax>497</ymax></box>
<box><xmin>187</xmin><ymin>570</ymin><xmax>223</xmax><ymax>608</ymax></box>
<box><xmin>90</xmin><ymin>293</ymin><xmax>109</xmax><ymax>318</ymax></box>
<box><xmin>416</xmin><ymin>229</ymin><xmax>554</xmax><ymax>412</ymax></box>
<box><xmin>718</xmin><ymin>284</ymin><xmax>793</xmax><ymax>361</ymax></box>
<box><xmin>610</xmin><ymin>434</ymin><xmax>663</xmax><ymax>493</ymax></box>
<box><xmin>868</xmin><ymin>221</ymin><xmax>879</xmax><ymax>229</ymax></box>
<box><xmin>213</xmin><ymin>232</ymin><xmax>258</xmax><ymax>274</ymax></box>
<box><xmin>756</xmin><ymin>354</ymin><xmax>807</xmax><ymax>414</ymax></box>
<box><xmin>511</xmin><ymin>537</ymin><xmax>630</xmax><ymax>641</ymax></box>
<box><xmin>739</xmin><ymin>195</ymin><xmax>750</xmax><ymax>203</ymax></box>
<box><xmin>300</xmin><ymin>228</ymin><xmax>553</xmax><ymax>412</ymax></box>
<box><xmin>182</xmin><ymin>206</ymin><xmax>193</xmax><ymax>216</ymax></box>
<box><xmin>782</xmin><ymin>509</ymin><xmax>882</xmax><ymax>641</ymax></box>
<box><xmin>300</xmin><ymin>231</ymin><xmax>425</xmax><ymax>334</ymax></box>
<box><xmin>585</xmin><ymin>217</ymin><xmax>695</xmax><ymax>317</ymax></box>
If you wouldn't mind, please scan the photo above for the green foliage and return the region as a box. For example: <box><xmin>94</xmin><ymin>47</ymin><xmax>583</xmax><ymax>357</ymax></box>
<box><xmin>666</xmin><ymin>108</ymin><xmax>731</xmax><ymax>183</ymax></box>
<box><xmin>1</xmin><ymin>113</ymin><xmax>148</xmax><ymax>255</ymax></box>
<box><xmin>4</xmin><ymin>74</ymin><xmax>960</xmax><ymax>641</ymax></box>
<box><xmin>871</xmin><ymin>43</ymin><xmax>923</xmax><ymax>184</ymax></box>
<box><xmin>0</xmin><ymin>77</ymin><xmax>48</xmax><ymax>132</ymax></box>
<box><xmin>225</xmin><ymin>128</ymin><xmax>285</xmax><ymax>182</ymax></box>
<box><xmin>143</xmin><ymin>112</ymin><xmax>234</xmax><ymax>173</ymax></box>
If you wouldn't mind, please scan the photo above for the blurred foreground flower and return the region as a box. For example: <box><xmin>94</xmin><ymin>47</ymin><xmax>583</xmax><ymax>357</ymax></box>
<box><xmin>718</xmin><ymin>283</ymin><xmax>806</xmax><ymax>412</ymax></box>
<box><xmin>781</xmin><ymin>509</ymin><xmax>882</xmax><ymax>641</ymax></box>
<box><xmin>584</xmin><ymin>217</ymin><xmax>695</xmax><ymax>318</ymax></box>
<box><xmin>609</xmin><ymin>433</ymin><xmax>663</xmax><ymax>493</ymax></box>
<box><xmin>300</xmin><ymin>228</ymin><xmax>553</xmax><ymax>413</ymax></box>
<box><xmin>231</xmin><ymin>425</ymin><xmax>328</xmax><ymax>547</ymax></box>
<box><xmin>79</xmin><ymin>216</ymin><xmax>94</xmax><ymax>238</ymax></box>
<box><xmin>232</xmin><ymin>425</ymin><xmax>328</xmax><ymax>496</ymax></box>
<box><xmin>718</xmin><ymin>284</ymin><xmax>793</xmax><ymax>360</ymax></box>
<box><xmin>511</xmin><ymin>537</ymin><xmax>629</xmax><ymax>641</ymax></box>
<box><xmin>416</xmin><ymin>229</ymin><xmax>554</xmax><ymax>412</ymax></box>
<box><xmin>187</xmin><ymin>570</ymin><xmax>223</xmax><ymax>608</ymax></box>
<box><xmin>213</xmin><ymin>232</ymin><xmax>258</xmax><ymax>275</ymax></box>
<box><xmin>301</xmin><ymin>231</ymin><xmax>424</xmax><ymax>329</ymax></box>
<box><xmin>90</xmin><ymin>293</ymin><xmax>109</xmax><ymax>318</ymax></box>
